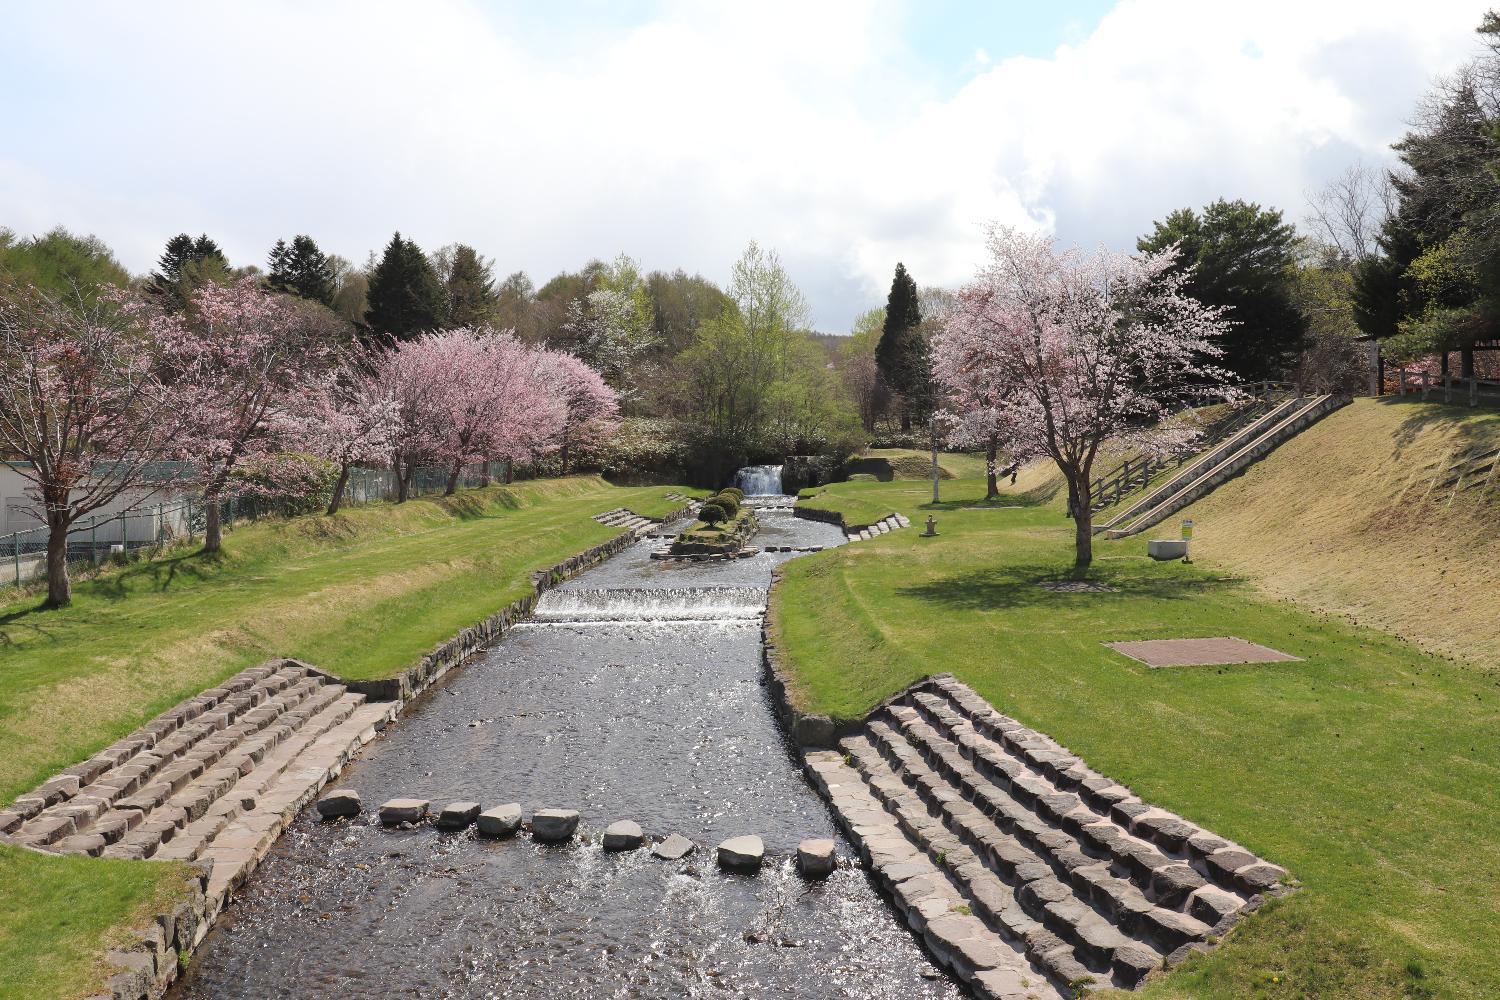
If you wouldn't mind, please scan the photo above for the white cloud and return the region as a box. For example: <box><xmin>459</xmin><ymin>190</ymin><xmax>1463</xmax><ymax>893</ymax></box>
<box><xmin>0</xmin><ymin>0</ymin><xmax>1482</xmax><ymax>329</ymax></box>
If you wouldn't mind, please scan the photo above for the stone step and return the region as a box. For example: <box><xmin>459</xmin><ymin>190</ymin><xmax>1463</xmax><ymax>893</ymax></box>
<box><xmin>10</xmin><ymin>664</ymin><xmax>324</xmax><ymax>850</ymax></box>
<box><xmin>846</xmin><ymin>727</ymin><xmax>1167</xmax><ymax>990</ymax></box>
<box><xmin>802</xmin><ymin>750</ymin><xmax>1055</xmax><ymax>1000</ymax></box>
<box><xmin>898</xmin><ymin>693</ymin><xmax>1200</xmax><ymax>909</ymax></box>
<box><xmin>860</xmin><ymin>717</ymin><xmax>1202</xmax><ymax>976</ymax></box>
<box><xmin>150</xmin><ymin>691</ymin><xmax>368</xmax><ymax>863</ymax></box>
<box><xmin>198</xmin><ymin>699</ymin><xmax>392</xmax><ymax>911</ymax></box>
<box><xmin>919</xmin><ymin>678</ymin><xmax>1288</xmax><ymax>901</ymax></box>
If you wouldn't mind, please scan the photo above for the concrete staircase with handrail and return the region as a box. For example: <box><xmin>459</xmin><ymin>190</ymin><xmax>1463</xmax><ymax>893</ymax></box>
<box><xmin>1092</xmin><ymin>395</ymin><xmax>1311</xmax><ymax>535</ymax></box>
<box><xmin>1103</xmin><ymin>394</ymin><xmax>1350</xmax><ymax>540</ymax></box>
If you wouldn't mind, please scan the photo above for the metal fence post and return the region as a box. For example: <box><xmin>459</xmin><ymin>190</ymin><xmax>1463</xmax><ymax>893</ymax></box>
<box><xmin>12</xmin><ymin>532</ymin><xmax>18</xmax><ymax>586</ymax></box>
<box><xmin>91</xmin><ymin>517</ymin><xmax>97</xmax><ymax>562</ymax></box>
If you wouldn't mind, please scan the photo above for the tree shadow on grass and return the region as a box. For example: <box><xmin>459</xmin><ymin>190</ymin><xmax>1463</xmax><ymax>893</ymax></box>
<box><xmin>897</xmin><ymin>561</ymin><xmax>1233</xmax><ymax>613</ymax></box>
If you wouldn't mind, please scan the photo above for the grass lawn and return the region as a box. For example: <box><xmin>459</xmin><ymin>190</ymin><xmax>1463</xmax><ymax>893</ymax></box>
<box><xmin>774</xmin><ymin>466</ymin><xmax>1498</xmax><ymax>998</ymax></box>
<box><xmin>0</xmin><ymin>475</ymin><xmax>696</xmax><ymax>1000</ymax></box>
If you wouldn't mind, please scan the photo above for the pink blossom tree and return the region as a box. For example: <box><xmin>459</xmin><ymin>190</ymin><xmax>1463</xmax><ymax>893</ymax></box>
<box><xmin>940</xmin><ymin>226</ymin><xmax>1235</xmax><ymax>567</ymax></box>
<box><xmin>375</xmin><ymin>329</ymin><xmax>568</xmax><ymax>498</ymax></box>
<box><xmin>0</xmin><ymin>282</ymin><xmax>192</xmax><ymax>607</ymax></box>
<box><xmin>280</xmin><ymin>343</ymin><xmax>399</xmax><ymax>514</ymax></box>
<box><xmin>170</xmin><ymin>279</ymin><xmax>336</xmax><ymax>551</ymax></box>
<box><xmin>536</xmin><ymin>349</ymin><xmax>620</xmax><ymax>474</ymax></box>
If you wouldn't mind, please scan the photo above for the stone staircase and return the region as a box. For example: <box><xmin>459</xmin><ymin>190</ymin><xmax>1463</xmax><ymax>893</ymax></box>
<box><xmin>593</xmin><ymin>507</ymin><xmax>661</xmax><ymax>533</ymax></box>
<box><xmin>0</xmin><ymin>661</ymin><xmax>393</xmax><ymax>903</ymax></box>
<box><xmin>805</xmin><ymin>675</ymin><xmax>1291</xmax><ymax>998</ymax></box>
<box><xmin>846</xmin><ymin>513</ymin><xmax>910</xmax><ymax>542</ymax></box>
<box><xmin>1101</xmin><ymin>394</ymin><xmax>1349</xmax><ymax>540</ymax></box>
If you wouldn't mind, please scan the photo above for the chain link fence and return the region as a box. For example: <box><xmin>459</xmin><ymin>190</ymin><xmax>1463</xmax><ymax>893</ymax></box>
<box><xmin>1</xmin><ymin>460</ymin><xmax>515</xmax><ymax>591</ymax></box>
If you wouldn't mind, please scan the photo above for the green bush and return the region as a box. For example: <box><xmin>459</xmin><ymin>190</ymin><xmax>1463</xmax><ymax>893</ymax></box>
<box><xmin>720</xmin><ymin>486</ymin><xmax>745</xmax><ymax>501</ymax></box>
<box><xmin>713</xmin><ymin>493</ymin><xmax>740</xmax><ymax>518</ymax></box>
<box><xmin>698</xmin><ymin>501</ymin><xmax>728</xmax><ymax>527</ymax></box>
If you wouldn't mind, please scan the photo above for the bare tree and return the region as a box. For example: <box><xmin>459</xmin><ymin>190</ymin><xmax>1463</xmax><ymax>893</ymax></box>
<box><xmin>1304</xmin><ymin>163</ymin><xmax>1394</xmax><ymax>264</ymax></box>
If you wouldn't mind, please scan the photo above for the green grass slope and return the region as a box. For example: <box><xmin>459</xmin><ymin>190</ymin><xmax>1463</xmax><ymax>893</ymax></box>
<box><xmin>1177</xmin><ymin>396</ymin><xmax>1500</xmax><ymax>667</ymax></box>
<box><xmin>772</xmin><ymin>437</ymin><xmax>1499</xmax><ymax>998</ymax></box>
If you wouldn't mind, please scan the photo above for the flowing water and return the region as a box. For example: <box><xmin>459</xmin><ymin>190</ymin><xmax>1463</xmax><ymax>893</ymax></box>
<box><xmin>172</xmin><ymin>503</ymin><xmax>962</xmax><ymax>1000</ymax></box>
<box><xmin>735</xmin><ymin>465</ymin><xmax>783</xmax><ymax>496</ymax></box>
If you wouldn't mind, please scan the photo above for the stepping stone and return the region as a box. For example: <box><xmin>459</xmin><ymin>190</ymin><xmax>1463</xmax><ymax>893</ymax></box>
<box><xmin>796</xmin><ymin>838</ymin><xmax>836</xmax><ymax>878</ymax></box>
<box><xmin>476</xmin><ymin>803</ymin><xmax>523</xmax><ymax>838</ymax></box>
<box><xmin>378</xmin><ymin>798</ymin><xmax>430</xmax><ymax>825</ymax></box>
<box><xmin>315</xmin><ymin>789</ymin><xmax>361</xmax><ymax>820</ymax></box>
<box><xmin>435</xmin><ymin>801</ymin><xmax>481</xmax><ymax>830</ymax></box>
<box><xmin>531</xmin><ymin>808</ymin><xmax>580</xmax><ymax>843</ymax></box>
<box><xmin>716</xmin><ymin>835</ymin><xmax>764</xmax><ymax>874</ymax></box>
<box><xmin>652</xmin><ymin>833</ymin><xmax>695</xmax><ymax>861</ymax></box>
<box><xmin>602</xmin><ymin>820</ymin><xmax>644</xmax><ymax>851</ymax></box>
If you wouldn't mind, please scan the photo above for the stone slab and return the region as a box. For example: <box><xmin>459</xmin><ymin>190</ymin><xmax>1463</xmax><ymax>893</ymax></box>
<box><xmin>476</xmin><ymin>803</ymin><xmax>522</xmax><ymax>838</ymax></box>
<box><xmin>651</xmin><ymin>833</ymin><xmax>695</xmax><ymax>860</ymax></box>
<box><xmin>1105</xmin><ymin>636</ymin><xmax>1302</xmax><ymax>668</ymax></box>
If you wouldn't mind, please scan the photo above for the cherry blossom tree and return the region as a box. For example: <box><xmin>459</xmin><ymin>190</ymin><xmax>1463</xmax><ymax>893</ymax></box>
<box><xmin>0</xmin><ymin>282</ymin><xmax>192</xmax><ymax>607</ymax></box>
<box><xmin>940</xmin><ymin>227</ymin><xmax>1235</xmax><ymax>567</ymax></box>
<box><xmin>171</xmin><ymin>279</ymin><xmax>336</xmax><ymax>551</ymax></box>
<box><xmin>375</xmin><ymin>329</ymin><xmax>569</xmax><ymax>498</ymax></box>
<box><xmin>280</xmin><ymin>343</ymin><xmax>399</xmax><ymax>514</ymax></box>
<box><xmin>536</xmin><ymin>348</ymin><xmax>620</xmax><ymax>473</ymax></box>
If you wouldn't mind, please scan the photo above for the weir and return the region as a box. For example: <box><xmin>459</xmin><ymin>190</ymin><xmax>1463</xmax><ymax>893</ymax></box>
<box><xmin>735</xmin><ymin>464</ymin><xmax>784</xmax><ymax>496</ymax></box>
<box><xmin>171</xmin><ymin>504</ymin><xmax>966</xmax><ymax>999</ymax></box>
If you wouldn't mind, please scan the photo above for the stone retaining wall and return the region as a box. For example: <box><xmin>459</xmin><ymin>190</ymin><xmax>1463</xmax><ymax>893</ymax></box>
<box><xmin>52</xmin><ymin>497</ymin><xmax>693</xmax><ymax>1000</ymax></box>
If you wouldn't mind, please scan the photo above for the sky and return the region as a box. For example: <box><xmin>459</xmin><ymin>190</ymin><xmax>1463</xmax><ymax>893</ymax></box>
<box><xmin>0</xmin><ymin>1</ymin><xmax>1487</xmax><ymax>330</ymax></box>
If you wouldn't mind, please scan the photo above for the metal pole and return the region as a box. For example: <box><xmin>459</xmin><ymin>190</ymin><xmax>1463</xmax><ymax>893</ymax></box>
<box><xmin>12</xmin><ymin>532</ymin><xmax>18</xmax><ymax>586</ymax></box>
<box><xmin>91</xmin><ymin>516</ymin><xmax>97</xmax><ymax>562</ymax></box>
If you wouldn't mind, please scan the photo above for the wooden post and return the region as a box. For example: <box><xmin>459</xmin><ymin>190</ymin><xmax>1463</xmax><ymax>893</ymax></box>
<box><xmin>1400</xmin><ymin>367</ymin><xmax>1408</xmax><ymax>396</ymax></box>
<box><xmin>1421</xmin><ymin>370</ymin><xmax>1429</xmax><ymax>400</ymax></box>
<box><xmin>1445</xmin><ymin>370</ymin><xmax>1452</xmax><ymax>405</ymax></box>
<box><xmin>1471</xmin><ymin>376</ymin><xmax>1479</xmax><ymax>407</ymax></box>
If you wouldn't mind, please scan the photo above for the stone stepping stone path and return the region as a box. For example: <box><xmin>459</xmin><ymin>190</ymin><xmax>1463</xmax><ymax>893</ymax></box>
<box><xmin>593</xmin><ymin>506</ymin><xmax>674</xmax><ymax>535</ymax></box>
<box><xmin>0</xmin><ymin>659</ymin><xmax>394</xmax><ymax>913</ymax></box>
<box><xmin>844</xmin><ymin>513</ymin><xmax>910</xmax><ymax>543</ymax></box>
<box><xmin>804</xmin><ymin>673</ymin><xmax>1294</xmax><ymax>999</ymax></box>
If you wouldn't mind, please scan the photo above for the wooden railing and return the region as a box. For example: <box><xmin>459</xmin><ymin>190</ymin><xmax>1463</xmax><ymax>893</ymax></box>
<box><xmin>1413</xmin><ymin>371</ymin><xmax>1500</xmax><ymax>407</ymax></box>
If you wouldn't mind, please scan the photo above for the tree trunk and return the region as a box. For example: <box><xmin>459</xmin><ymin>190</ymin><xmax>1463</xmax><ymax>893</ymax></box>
<box><xmin>930</xmin><ymin>422</ymin><xmax>940</xmax><ymax>504</ymax></box>
<box><xmin>479</xmin><ymin>461</ymin><xmax>492</xmax><ymax>488</ymax></box>
<box><xmin>445</xmin><ymin>460</ymin><xmax>461</xmax><ymax>496</ymax></box>
<box><xmin>397</xmin><ymin>463</ymin><xmax>412</xmax><ymax>503</ymax></box>
<box><xmin>327</xmin><ymin>463</ymin><xmax>351</xmax><ymax>516</ymax></box>
<box><xmin>560</xmin><ymin>442</ymin><xmax>571</xmax><ymax>475</ymax></box>
<box><xmin>504</xmin><ymin>461</ymin><xmax>514</xmax><ymax>485</ymax></box>
<box><xmin>985</xmin><ymin>436</ymin><xmax>1000</xmax><ymax>500</ymax></box>
<box><xmin>43</xmin><ymin>510</ymin><xmax>73</xmax><ymax>609</ymax></box>
<box><xmin>1066</xmin><ymin>471</ymin><xmax>1093</xmax><ymax>567</ymax></box>
<box><xmin>204</xmin><ymin>496</ymin><xmax>223</xmax><ymax>553</ymax></box>
<box><xmin>901</xmin><ymin>404</ymin><xmax>911</xmax><ymax>432</ymax></box>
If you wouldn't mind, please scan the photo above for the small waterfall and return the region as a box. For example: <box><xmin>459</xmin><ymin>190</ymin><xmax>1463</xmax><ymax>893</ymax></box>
<box><xmin>735</xmin><ymin>465</ymin><xmax>783</xmax><ymax>496</ymax></box>
<box><xmin>532</xmin><ymin>587</ymin><xmax>766</xmax><ymax>623</ymax></box>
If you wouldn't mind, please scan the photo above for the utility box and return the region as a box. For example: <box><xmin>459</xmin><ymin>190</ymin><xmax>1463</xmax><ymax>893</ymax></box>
<box><xmin>1148</xmin><ymin>539</ymin><xmax>1189</xmax><ymax>561</ymax></box>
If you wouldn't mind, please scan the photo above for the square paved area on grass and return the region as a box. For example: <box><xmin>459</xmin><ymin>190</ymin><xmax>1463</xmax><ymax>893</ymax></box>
<box><xmin>1106</xmin><ymin>636</ymin><xmax>1302</xmax><ymax>668</ymax></box>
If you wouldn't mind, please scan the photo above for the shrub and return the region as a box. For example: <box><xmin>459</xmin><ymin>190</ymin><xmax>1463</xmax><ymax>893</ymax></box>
<box><xmin>720</xmin><ymin>486</ymin><xmax>745</xmax><ymax>501</ymax></box>
<box><xmin>713</xmin><ymin>492</ymin><xmax>740</xmax><ymax>518</ymax></box>
<box><xmin>698</xmin><ymin>501</ymin><xmax>728</xmax><ymax>526</ymax></box>
<box><xmin>229</xmin><ymin>452</ymin><xmax>340</xmax><ymax>518</ymax></box>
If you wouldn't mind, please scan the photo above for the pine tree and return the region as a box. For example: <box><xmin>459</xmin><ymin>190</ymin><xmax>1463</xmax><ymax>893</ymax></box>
<box><xmin>365</xmin><ymin>232</ymin><xmax>447</xmax><ymax>339</ymax></box>
<box><xmin>267</xmin><ymin>234</ymin><xmax>336</xmax><ymax>305</ymax></box>
<box><xmin>444</xmin><ymin>244</ymin><xmax>497</xmax><ymax>328</ymax></box>
<box><xmin>149</xmin><ymin>233</ymin><xmax>230</xmax><ymax>310</ymax></box>
<box><xmin>875</xmin><ymin>263</ymin><xmax>930</xmax><ymax>429</ymax></box>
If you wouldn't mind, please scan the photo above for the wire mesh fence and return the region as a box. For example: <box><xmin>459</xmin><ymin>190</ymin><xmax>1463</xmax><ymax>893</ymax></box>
<box><xmin>1</xmin><ymin>459</ymin><xmax>514</xmax><ymax>591</ymax></box>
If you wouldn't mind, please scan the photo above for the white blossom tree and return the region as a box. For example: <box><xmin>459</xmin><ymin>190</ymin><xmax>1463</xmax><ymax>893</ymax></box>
<box><xmin>939</xmin><ymin>226</ymin><xmax>1236</xmax><ymax>566</ymax></box>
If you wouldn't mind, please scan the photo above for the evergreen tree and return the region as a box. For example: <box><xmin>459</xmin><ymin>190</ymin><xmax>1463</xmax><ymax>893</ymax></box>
<box><xmin>875</xmin><ymin>262</ymin><xmax>931</xmax><ymax>429</ymax></box>
<box><xmin>148</xmin><ymin>233</ymin><xmax>230</xmax><ymax>310</ymax></box>
<box><xmin>1138</xmin><ymin>199</ymin><xmax>1305</xmax><ymax>381</ymax></box>
<box><xmin>365</xmin><ymin>232</ymin><xmax>447</xmax><ymax>339</ymax></box>
<box><xmin>266</xmin><ymin>234</ymin><xmax>336</xmax><ymax>305</ymax></box>
<box><xmin>0</xmin><ymin>226</ymin><xmax>130</xmax><ymax>298</ymax></box>
<box><xmin>444</xmin><ymin>244</ymin><xmax>497</xmax><ymax>328</ymax></box>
